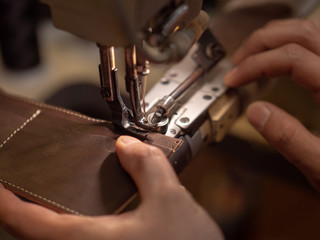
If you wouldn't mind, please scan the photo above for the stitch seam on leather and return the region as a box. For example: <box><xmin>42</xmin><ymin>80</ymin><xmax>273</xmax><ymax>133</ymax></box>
<box><xmin>23</xmin><ymin>99</ymin><xmax>107</xmax><ymax>123</ymax></box>
<box><xmin>0</xmin><ymin>107</ymin><xmax>81</xmax><ymax>215</ymax></box>
<box><xmin>0</xmin><ymin>179</ymin><xmax>81</xmax><ymax>215</ymax></box>
<box><xmin>3</xmin><ymin>92</ymin><xmax>110</xmax><ymax>123</ymax></box>
<box><xmin>153</xmin><ymin>143</ymin><xmax>181</xmax><ymax>151</ymax></box>
<box><xmin>0</xmin><ymin>110</ymin><xmax>42</xmax><ymax>149</ymax></box>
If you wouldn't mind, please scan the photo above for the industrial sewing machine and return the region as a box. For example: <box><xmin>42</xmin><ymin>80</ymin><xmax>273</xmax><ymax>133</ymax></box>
<box><xmin>1</xmin><ymin>0</ymin><xmax>320</xmax><ymax>225</ymax></box>
<box><xmin>41</xmin><ymin>0</ymin><xmax>241</xmax><ymax>158</ymax></box>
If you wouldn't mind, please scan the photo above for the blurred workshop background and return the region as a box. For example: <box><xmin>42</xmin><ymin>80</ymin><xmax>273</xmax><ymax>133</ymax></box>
<box><xmin>1</xmin><ymin>0</ymin><xmax>320</xmax><ymax>239</ymax></box>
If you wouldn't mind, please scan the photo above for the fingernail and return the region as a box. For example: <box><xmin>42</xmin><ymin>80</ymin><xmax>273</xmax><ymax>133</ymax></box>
<box><xmin>246</xmin><ymin>103</ymin><xmax>271</xmax><ymax>132</ymax></box>
<box><xmin>223</xmin><ymin>67</ymin><xmax>238</xmax><ymax>86</ymax></box>
<box><xmin>117</xmin><ymin>136</ymin><xmax>141</xmax><ymax>145</ymax></box>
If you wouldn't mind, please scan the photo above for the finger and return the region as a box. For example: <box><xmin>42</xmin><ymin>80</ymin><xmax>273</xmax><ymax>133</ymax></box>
<box><xmin>265</xmin><ymin>18</ymin><xmax>303</xmax><ymax>27</ymax></box>
<box><xmin>116</xmin><ymin>136</ymin><xmax>180</xmax><ymax>201</ymax></box>
<box><xmin>0</xmin><ymin>184</ymin><xmax>60</xmax><ymax>239</ymax></box>
<box><xmin>0</xmin><ymin>184</ymin><xmax>93</xmax><ymax>239</ymax></box>
<box><xmin>224</xmin><ymin>44</ymin><xmax>320</xmax><ymax>95</ymax></box>
<box><xmin>246</xmin><ymin>102</ymin><xmax>320</xmax><ymax>188</ymax></box>
<box><xmin>233</xmin><ymin>19</ymin><xmax>320</xmax><ymax>64</ymax></box>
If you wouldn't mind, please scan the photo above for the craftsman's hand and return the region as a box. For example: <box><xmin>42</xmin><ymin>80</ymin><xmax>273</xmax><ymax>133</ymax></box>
<box><xmin>224</xmin><ymin>18</ymin><xmax>320</xmax><ymax>192</ymax></box>
<box><xmin>0</xmin><ymin>136</ymin><xmax>223</xmax><ymax>240</ymax></box>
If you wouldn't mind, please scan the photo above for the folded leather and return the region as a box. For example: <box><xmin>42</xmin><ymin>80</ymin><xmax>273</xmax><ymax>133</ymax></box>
<box><xmin>0</xmin><ymin>90</ymin><xmax>184</xmax><ymax>216</ymax></box>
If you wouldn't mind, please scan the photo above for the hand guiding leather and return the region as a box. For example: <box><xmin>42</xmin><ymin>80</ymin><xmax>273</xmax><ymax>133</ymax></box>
<box><xmin>0</xmin><ymin>136</ymin><xmax>223</xmax><ymax>240</ymax></box>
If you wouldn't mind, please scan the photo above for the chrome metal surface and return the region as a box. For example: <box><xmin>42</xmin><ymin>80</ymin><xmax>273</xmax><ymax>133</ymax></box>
<box><xmin>145</xmin><ymin>56</ymin><xmax>232</xmax><ymax>137</ymax></box>
<box><xmin>125</xmin><ymin>46</ymin><xmax>145</xmax><ymax>122</ymax></box>
<box><xmin>99</xmin><ymin>46</ymin><xmax>116</xmax><ymax>101</ymax></box>
<box><xmin>145</xmin><ymin>30</ymin><xmax>226</xmax><ymax>136</ymax></box>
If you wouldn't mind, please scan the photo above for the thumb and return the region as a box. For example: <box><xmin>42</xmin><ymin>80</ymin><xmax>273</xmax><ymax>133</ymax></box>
<box><xmin>246</xmin><ymin>101</ymin><xmax>320</xmax><ymax>191</ymax></box>
<box><xmin>115</xmin><ymin>136</ymin><xmax>180</xmax><ymax>201</ymax></box>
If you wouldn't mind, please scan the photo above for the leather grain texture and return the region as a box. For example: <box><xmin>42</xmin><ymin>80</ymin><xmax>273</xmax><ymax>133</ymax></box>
<box><xmin>0</xmin><ymin>90</ymin><xmax>183</xmax><ymax>216</ymax></box>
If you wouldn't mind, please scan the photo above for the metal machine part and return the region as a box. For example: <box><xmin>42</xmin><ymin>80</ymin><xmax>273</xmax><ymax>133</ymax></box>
<box><xmin>145</xmin><ymin>48</ymin><xmax>241</xmax><ymax>144</ymax></box>
<box><xmin>208</xmin><ymin>90</ymin><xmax>241</xmax><ymax>142</ymax></box>
<box><xmin>41</xmin><ymin>0</ymin><xmax>202</xmax><ymax>46</ymax></box>
<box><xmin>42</xmin><ymin>0</ymin><xmax>238</xmax><ymax>145</ymax></box>
<box><xmin>142</xmin><ymin>10</ymin><xmax>210</xmax><ymax>63</ymax></box>
<box><xmin>99</xmin><ymin>45</ymin><xmax>148</xmax><ymax>137</ymax></box>
<box><xmin>149</xmin><ymin>30</ymin><xmax>225</xmax><ymax>125</ymax></box>
<box><xmin>98</xmin><ymin>28</ymin><xmax>225</xmax><ymax>136</ymax></box>
<box><xmin>88</xmin><ymin>0</ymin><xmax>227</xmax><ymax>137</ymax></box>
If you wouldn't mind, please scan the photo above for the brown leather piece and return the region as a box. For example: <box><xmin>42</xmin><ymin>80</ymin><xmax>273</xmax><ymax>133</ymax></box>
<box><xmin>0</xmin><ymin>90</ymin><xmax>183</xmax><ymax>216</ymax></box>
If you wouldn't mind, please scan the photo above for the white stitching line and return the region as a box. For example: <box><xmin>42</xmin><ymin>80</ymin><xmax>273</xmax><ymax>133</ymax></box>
<box><xmin>3</xmin><ymin>92</ymin><xmax>110</xmax><ymax>123</ymax></box>
<box><xmin>2</xmin><ymin>93</ymin><xmax>176</xmax><ymax>152</ymax></box>
<box><xmin>151</xmin><ymin>140</ymin><xmax>183</xmax><ymax>152</ymax></box>
<box><xmin>0</xmin><ymin>109</ymin><xmax>41</xmax><ymax>149</ymax></box>
<box><xmin>0</xmin><ymin>179</ymin><xmax>81</xmax><ymax>215</ymax></box>
<box><xmin>22</xmin><ymin>99</ymin><xmax>107</xmax><ymax>123</ymax></box>
<box><xmin>0</xmin><ymin>109</ymin><xmax>82</xmax><ymax>215</ymax></box>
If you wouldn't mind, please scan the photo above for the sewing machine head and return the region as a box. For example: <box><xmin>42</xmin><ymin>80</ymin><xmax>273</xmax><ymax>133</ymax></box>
<box><xmin>41</xmin><ymin>0</ymin><xmax>202</xmax><ymax>45</ymax></box>
<box><xmin>42</xmin><ymin>0</ymin><xmax>236</xmax><ymax>145</ymax></box>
